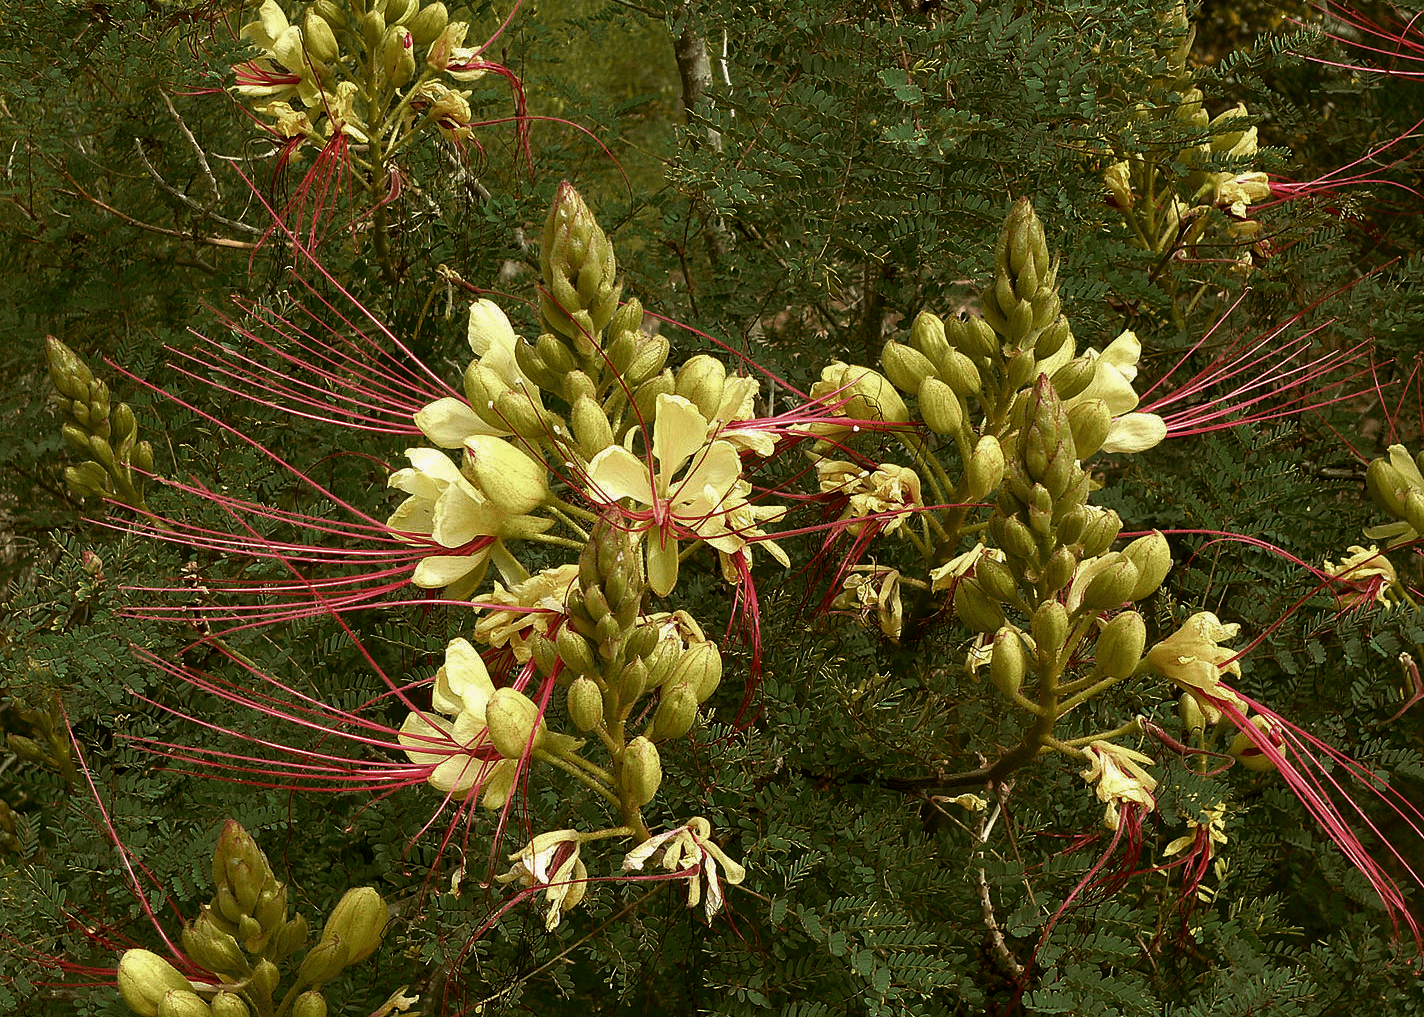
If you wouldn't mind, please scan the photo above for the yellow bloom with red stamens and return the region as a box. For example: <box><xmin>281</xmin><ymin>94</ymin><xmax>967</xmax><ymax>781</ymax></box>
<box><xmin>1323</xmin><ymin>545</ymin><xmax>1399</xmax><ymax>611</ymax></box>
<box><xmin>473</xmin><ymin>565</ymin><xmax>580</xmax><ymax>661</ymax></box>
<box><xmin>622</xmin><ymin>817</ymin><xmax>746</xmax><ymax>920</ymax></box>
<box><xmin>815</xmin><ymin>460</ymin><xmax>924</xmax><ymax>536</ymax></box>
<box><xmin>1080</xmin><ymin>740</ymin><xmax>1158</xmax><ymax>831</ymax></box>
<box><xmin>497</xmin><ymin>830</ymin><xmax>588</xmax><ymax>930</ymax></box>
<box><xmin>1145</xmin><ymin>611</ymin><xmax>1247</xmax><ymax>721</ymax></box>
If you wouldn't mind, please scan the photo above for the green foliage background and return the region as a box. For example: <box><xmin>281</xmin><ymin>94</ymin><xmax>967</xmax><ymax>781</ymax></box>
<box><xmin>4</xmin><ymin>0</ymin><xmax>1424</xmax><ymax>1015</ymax></box>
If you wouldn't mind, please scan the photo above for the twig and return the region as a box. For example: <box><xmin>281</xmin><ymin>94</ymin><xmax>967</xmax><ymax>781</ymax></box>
<box><xmin>974</xmin><ymin>780</ymin><xmax>1024</xmax><ymax>978</ymax></box>
<box><xmin>54</xmin><ymin>164</ymin><xmax>258</xmax><ymax>250</ymax></box>
<box><xmin>132</xmin><ymin>139</ymin><xmax>264</xmax><ymax>236</ymax></box>
<box><xmin>158</xmin><ymin>90</ymin><xmax>220</xmax><ymax>202</ymax></box>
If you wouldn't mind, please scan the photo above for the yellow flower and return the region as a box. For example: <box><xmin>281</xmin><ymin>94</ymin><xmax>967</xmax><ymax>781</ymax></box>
<box><xmin>1079</xmin><ymin>740</ymin><xmax>1158</xmax><ymax>831</ymax></box>
<box><xmin>586</xmin><ymin>394</ymin><xmax>786</xmax><ymax>595</ymax></box>
<box><xmin>496</xmin><ymin>830</ymin><xmax>588</xmax><ymax>930</ymax></box>
<box><xmin>622</xmin><ymin>817</ymin><xmax>746</xmax><ymax>919</ymax></box>
<box><xmin>1145</xmin><ymin>611</ymin><xmax>1247</xmax><ymax>721</ymax></box>
<box><xmin>1038</xmin><ymin>331</ymin><xmax>1167</xmax><ymax>454</ymax></box>
<box><xmin>1323</xmin><ymin>545</ymin><xmax>1399</xmax><ymax>610</ymax></box>
<box><xmin>398</xmin><ymin>638</ymin><xmax>517</xmax><ymax>808</ymax></box>
<box><xmin>472</xmin><ymin>565</ymin><xmax>580</xmax><ymax>661</ymax></box>
<box><xmin>815</xmin><ymin>460</ymin><xmax>924</xmax><ymax>536</ymax></box>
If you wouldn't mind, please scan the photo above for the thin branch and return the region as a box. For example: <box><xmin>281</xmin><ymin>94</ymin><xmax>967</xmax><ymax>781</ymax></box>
<box><xmin>158</xmin><ymin>89</ymin><xmax>220</xmax><ymax>202</ymax></box>
<box><xmin>133</xmin><ymin>139</ymin><xmax>264</xmax><ymax>236</ymax></box>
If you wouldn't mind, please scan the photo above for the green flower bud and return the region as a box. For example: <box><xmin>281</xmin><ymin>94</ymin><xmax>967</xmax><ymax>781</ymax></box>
<box><xmin>974</xmin><ymin>554</ymin><xmax>1018</xmax><ymax>603</ymax></box>
<box><xmin>496</xmin><ymin>392</ymin><xmax>559</xmax><ymax>442</ymax></box>
<box><xmin>406</xmin><ymin>1</ymin><xmax>448</xmax><ymax>44</ymax></box>
<box><xmin>652</xmin><ymin>682</ymin><xmax>699</xmax><ymax>741</ymax></box>
<box><xmin>1121</xmin><ymin>531</ymin><xmax>1172</xmax><ymax>602</ymax></box>
<box><xmin>962</xmin><ymin>316</ymin><xmax>1000</xmax><ymax>359</ymax></box>
<box><xmin>990</xmin><ymin>627</ymin><xmax>1027</xmax><ymax>698</ymax></box>
<box><xmin>953</xmin><ymin>578</ymin><xmax>1005</xmax><ymax>634</ymax></box>
<box><xmin>1066</xmin><ymin>399</ymin><xmax>1112</xmax><ymax>458</ymax></box>
<box><xmin>940</xmin><ymin>348</ymin><xmax>983</xmax><ymax>398</ymax></box>
<box><xmin>992</xmin><ymin>514</ymin><xmax>1039</xmax><ymax>563</ymax></box>
<box><xmin>380</xmin><ymin>26</ymin><xmax>415</xmax><ymax>88</ymax></box>
<box><xmin>642</xmin><ymin>637</ymin><xmax>681</xmax><ymax>690</ymax></box>
<box><xmin>625</xmin><ymin>622</ymin><xmax>661</xmax><ymax>661</ymax></box>
<box><xmin>267</xmin><ymin>912</ymin><xmax>308</xmax><ymax>962</ymax></box>
<box><xmin>556</xmin><ymin>625</ymin><xmax>597</xmax><ymax>678</ymax></box>
<box><xmin>616</xmin><ymin>657</ymin><xmax>649</xmax><ymax>703</ymax></box>
<box><xmin>320</xmin><ymin>887</ymin><xmax>387</xmax><ymax>964</ymax></box>
<box><xmin>1405</xmin><ymin>490</ymin><xmax>1424</xmax><ymax>538</ymax></box>
<box><xmin>1042</xmin><ymin>546</ymin><xmax>1077</xmax><ymax>594</ymax></box>
<box><xmin>675</xmin><ymin>355</ymin><xmax>727</xmax><ymax>418</ymax></box>
<box><xmin>1031</xmin><ymin>600</ymin><xmax>1069</xmax><ymax>653</ymax></box>
<box><xmin>910</xmin><ymin>311</ymin><xmax>952</xmax><ymax>365</ymax></box>
<box><xmin>1004</xmin><ymin>349</ymin><xmax>1037</xmax><ymax>393</ymax></box>
<box><xmin>182</xmin><ymin>909</ymin><xmax>248</xmax><ymax>979</ymax></box>
<box><xmin>214</xmin><ymin>822</ymin><xmax>271</xmax><ymax>910</ymax></box>
<box><xmin>303</xmin><ymin>11</ymin><xmax>340</xmax><ymax>61</ymax></box>
<box><xmin>1080</xmin><ymin>508</ymin><xmax>1123</xmax><ymax>558</ymax></box>
<box><xmin>632</xmin><ymin>370</ymin><xmax>675</xmax><ymax>424</ymax></box>
<box><xmin>158</xmin><ymin>990</ymin><xmax>213</xmax><ymax>1017</ymax></box>
<box><xmin>249</xmin><ymin>960</ymin><xmax>279</xmax><ymax>1000</ymax></box>
<box><xmin>562</xmin><ymin>368</ymin><xmax>598</xmax><ymax>406</ymax></box>
<box><xmin>825</xmin><ymin>363</ymin><xmax>909</xmax><ymax>423</ymax></box>
<box><xmin>1228</xmin><ymin>715</ymin><xmax>1281</xmax><ymax>772</ymax></box>
<box><xmin>384</xmin><ymin>0</ymin><xmax>414</xmax><ymax>23</ymax></box>
<box><xmin>297</xmin><ymin>934</ymin><xmax>350</xmax><ymax>986</ymax></box>
<box><xmin>670</xmin><ymin>642</ymin><xmax>722</xmax><ymax>702</ymax></box>
<box><xmin>65</xmin><ymin>461</ymin><xmax>109</xmax><ymax>500</ymax></box>
<box><xmin>464</xmin><ymin>435</ymin><xmax>548</xmax><ymax>515</ymax></box>
<box><xmin>541</xmin><ymin>183</ymin><xmax>621</xmax><ymax>349</ymax></box>
<box><xmin>112</xmin><ymin>402</ymin><xmax>137</xmax><ymax>446</ymax></box>
<box><xmin>1079</xmin><ymin>555</ymin><xmax>1140</xmax><ymax>612</ymax></box>
<box><xmin>1096</xmin><ymin>610</ymin><xmax>1147</xmax><ymax>679</ymax></box>
<box><xmin>62</xmin><ymin>423</ymin><xmax>88</xmax><ymax>454</ymax></box>
<box><xmin>1178</xmin><ymin>693</ymin><xmax>1206</xmax><ymax>739</ymax></box>
<box><xmin>118</xmin><ymin>950</ymin><xmax>192</xmax><ymax>1017</ymax></box>
<box><xmin>881</xmin><ymin>340</ymin><xmax>938</xmax><ymax>396</ymax></box>
<box><xmin>534</xmin><ymin>331</ymin><xmax>577</xmax><ymax>376</ymax></box>
<box><xmin>626</xmin><ymin>333</ymin><xmax>671</xmax><ymax>386</ymax></box>
<box><xmin>486</xmin><ymin>688</ymin><xmax>545</xmax><ymax>758</ymax></box>
<box><xmin>214</xmin><ymin>883</ymin><xmax>243</xmax><ymax>924</ymax></box>
<box><xmin>1366</xmin><ymin>457</ymin><xmax>1410</xmax><ymax>518</ymax></box>
<box><xmin>1033</xmin><ymin>316</ymin><xmax>1071</xmax><ymax>362</ymax></box>
<box><xmin>46</xmin><ymin>335</ymin><xmax>94</xmax><ymax>400</ymax></box>
<box><xmin>567</xmin><ymin>677</ymin><xmax>604</xmax><ymax>731</ymax></box>
<box><xmin>966</xmin><ymin>436</ymin><xmax>1005</xmax><ymax>500</ymax></box>
<box><xmin>210</xmin><ymin>993</ymin><xmax>251</xmax><ymax>1017</ymax></box>
<box><xmin>570</xmin><ymin>396</ymin><xmax>614</xmax><ymax>458</ymax></box>
<box><xmin>622</xmin><ymin>736</ymin><xmax>662</xmax><ymax>806</ymax></box>
<box><xmin>291</xmin><ymin>992</ymin><xmax>328</xmax><ymax>1017</ymax></box>
<box><xmin>1049</xmin><ymin>356</ymin><xmax>1096</xmax><ymax>402</ymax></box>
<box><xmin>917</xmin><ymin>377</ymin><xmax>963</xmax><ymax>436</ymax></box>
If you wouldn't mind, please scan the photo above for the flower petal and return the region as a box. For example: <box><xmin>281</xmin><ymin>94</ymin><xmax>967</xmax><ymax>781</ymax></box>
<box><xmin>586</xmin><ymin>445</ymin><xmax>656</xmax><ymax>505</ymax></box>
<box><xmin>1100</xmin><ymin>413</ymin><xmax>1167</xmax><ymax>453</ymax></box>
<box><xmin>653</xmin><ymin>394</ymin><xmax>713</xmax><ymax>485</ymax></box>
<box><xmin>415</xmin><ymin>398</ymin><xmax>497</xmax><ymax>447</ymax></box>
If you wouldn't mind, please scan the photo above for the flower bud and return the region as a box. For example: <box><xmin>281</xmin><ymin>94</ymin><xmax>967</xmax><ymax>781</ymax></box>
<box><xmin>1049</xmin><ymin>355</ymin><xmax>1096</xmax><ymax>402</ymax></box>
<box><xmin>570</xmin><ymin>396</ymin><xmax>614</xmax><ymax>457</ymax></box>
<box><xmin>1079</xmin><ymin>555</ymin><xmax>1140</xmax><ymax>612</ymax></box>
<box><xmin>541</xmin><ymin>183</ymin><xmax>620</xmax><ymax>347</ymax></box>
<box><xmin>1066</xmin><ymin>399</ymin><xmax>1112</xmax><ymax>458</ymax></box>
<box><xmin>1228</xmin><ymin>715</ymin><xmax>1281</xmax><ymax>772</ymax></box>
<box><xmin>562</xmin><ymin>369</ymin><xmax>598</xmax><ymax>406</ymax></box>
<box><xmin>670</xmin><ymin>642</ymin><xmax>722</xmax><ymax>702</ymax></box>
<box><xmin>675</xmin><ymin>355</ymin><xmax>727</xmax><ymax>418</ymax></box>
<box><xmin>1178</xmin><ymin>693</ymin><xmax>1206</xmax><ymax>738</ymax></box>
<box><xmin>960</xmin><ymin>316</ymin><xmax>1000</xmax><ymax>359</ymax></box>
<box><xmin>555</xmin><ymin>625</ymin><xmax>597</xmax><ymax>678</ymax></box>
<box><xmin>1366</xmin><ymin>457</ymin><xmax>1411</xmax><ymax>518</ymax></box>
<box><xmin>249</xmin><ymin>960</ymin><xmax>279</xmax><ymax>1000</ymax></box>
<box><xmin>485</xmin><ymin>688</ymin><xmax>544</xmax><ymax>758</ymax></box>
<box><xmin>881</xmin><ymin>341</ymin><xmax>938</xmax><ymax>396</ymax></box>
<box><xmin>406</xmin><ymin>1</ymin><xmax>448</xmax><ymax>44</ymax></box>
<box><xmin>426</xmin><ymin>19</ymin><xmax>467</xmax><ymax>70</ymax></box>
<box><xmin>210</xmin><ymin>993</ymin><xmax>251</xmax><ymax>1017</ymax></box>
<box><xmin>917</xmin><ymin>377</ymin><xmax>962</xmax><ymax>436</ymax></box>
<box><xmin>46</xmin><ymin>335</ymin><xmax>94</xmax><ymax>400</ymax></box>
<box><xmin>626</xmin><ymin>333</ymin><xmax>671</xmax><ymax>386</ymax></box>
<box><xmin>158</xmin><ymin>990</ymin><xmax>213</xmax><ymax>1017</ymax></box>
<box><xmin>1405</xmin><ymin>489</ymin><xmax>1424</xmax><ymax>538</ymax></box>
<box><xmin>267</xmin><ymin>912</ymin><xmax>308</xmax><ymax>961</ymax></box>
<box><xmin>651</xmin><ymin>682</ymin><xmax>699</xmax><ymax>741</ymax></box>
<box><xmin>1003</xmin><ymin>349</ymin><xmax>1037</xmax><ymax>393</ymax></box>
<box><xmin>297</xmin><ymin>934</ymin><xmax>350</xmax><ymax>986</ymax></box>
<box><xmin>974</xmin><ymin>555</ymin><xmax>1018</xmax><ymax>603</ymax></box>
<box><xmin>992</xmin><ymin>514</ymin><xmax>1039</xmax><ymax>563</ymax></box>
<box><xmin>616</xmin><ymin>657</ymin><xmax>649</xmax><ymax>703</ymax></box>
<box><xmin>910</xmin><ymin>311</ymin><xmax>952</xmax><ymax>365</ymax></box>
<box><xmin>622</xmin><ymin>737</ymin><xmax>662</xmax><ymax>806</ymax></box>
<box><xmin>1080</xmin><ymin>508</ymin><xmax>1122</xmax><ymax>558</ymax></box>
<box><xmin>1096</xmin><ymin>610</ymin><xmax>1146</xmax><ymax>679</ymax></box>
<box><xmin>380</xmin><ymin>26</ymin><xmax>416</xmax><ymax>88</ymax></box>
<box><xmin>940</xmin><ymin>348</ymin><xmax>983</xmax><ymax>398</ymax></box>
<box><xmin>1031</xmin><ymin>600</ymin><xmax>1069</xmax><ymax>653</ymax></box>
<box><xmin>826</xmin><ymin>364</ymin><xmax>909</xmax><ymax>423</ymax></box>
<box><xmin>320</xmin><ymin>887</ymin><xmax>388</xmax><ymax>964</ymax></box>
<box><xmin>953</xmin><ymin>578</ymin><xmax>1005</xmax><ymax>634</ymax></box>
<box><xmin>990</xmin><ymin>627</ymin><xmax>1027</xmax><ymax>698</ymax></box>
<box><xmin>567</xmin><ymin>677</ymin><xmax>604</xmax><ymax>731</ymax></box>
<box><xmin>118</xmin><ymin>950</ymin><xmax>193</xmax><ymax>1017</ymax></box>
<box><xmin>1042</xmin><ymin>545</ymin><xmax>1077</xmax><ymax>594</ymax></box>
<box><xmin>384</xmin><ymin>0</ymin><xmax>414</xmax><ymax>23</ymax></box>
<box><xmin>112</xmin><ymin>401</ymin><xmax>137</xmax><ymax>445</ymax></box>
<box><xmin>633</xmin><ymin>370</ymin><xmax>675</xmax><ymax>423</ymax></box>
<box><xmin>642</xmin><ymin>637</ymin><xmax>680</xmax><ymax>690</ymax></box>
<box><xmin>1104</xmin><ymin>160</ymin><xmax>1133</xmax><ymax>208</ymax></box>
<box><xmin>303</xmin><ymin>10</ymin><xmax>340</xmax><ymax>61</ymax></box>
<box><xmin>966</xmin><ymin>436</ymin><xmax>1005</xmax><ymax>500</ymax></box>
<box><xmin>292</xmin><ymin>992</ymin><xmax>328</xmax><ymax>1017</ymax></box>
<box><xmin>533</xmin><ymin>331</ymin><xmax>578</xmax><ymax>376</ymax></box>
<box><xmin>182</xmin><ymin>909</ymin><xmax>248</xmax><ymax>979</ymax></box>
<box><xmin>1121</xmin><ymin>531</ymin><xmax>1172</xmax><ymax>601</ymax></box>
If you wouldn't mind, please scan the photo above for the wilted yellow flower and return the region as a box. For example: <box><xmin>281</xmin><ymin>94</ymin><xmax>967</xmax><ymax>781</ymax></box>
<box><xmin>1323</xmin><ymin>545</ymin><xmax>1399</xmax><ymax>611</ymax></box>
<box><xmin>473</xmin><ymin>564</ymin><xmax>580</xmax><ymax>660</ymax></box>
<box><xmin>497</xmin><ymin>830</ymin><xmax>588</xmax><ymax>930</ymax></box>
<box><xmin>622</xmin><ymin>817</ymin><xmax>746</xmax><ymax>919</ymax></box>
<box><xmin>1145</xmin><ymin>611</ymin><xmax>1247</xmax><ymax>721</ymax></box>
<box><xmin>1079</xmin><ymin>740</ymin><xmax>1158</xmax><ymax>830</ymax></box>
<box><xmin>816</xmin><ymin>460</ymin><xmax>924</xmax><ymax>536</ymax></box>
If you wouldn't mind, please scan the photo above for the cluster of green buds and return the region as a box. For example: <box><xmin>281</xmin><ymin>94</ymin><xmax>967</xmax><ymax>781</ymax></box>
<box><xmin>804</xmin><ymin>196</ymin><xmax>1184</xmax><ymax>829</ymax></box>
<box><xmin>116</xmin><ymin>821</ymin><xmax>390</xmax><ymax>1017</ymax></box>
<box><xmin>46</xmin><ymin>337</ymin><xmax>153</xmax><ymax>510</ymax></box>
<box><xmin>386</xmin><ymin>184</ymin><xmax>762</xmax><ymax>926</ymax></box>
<box><xmin>1101</xmin><ymin>1</ymin><xmax>1271</xmax><ymax>299</ymax></box>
